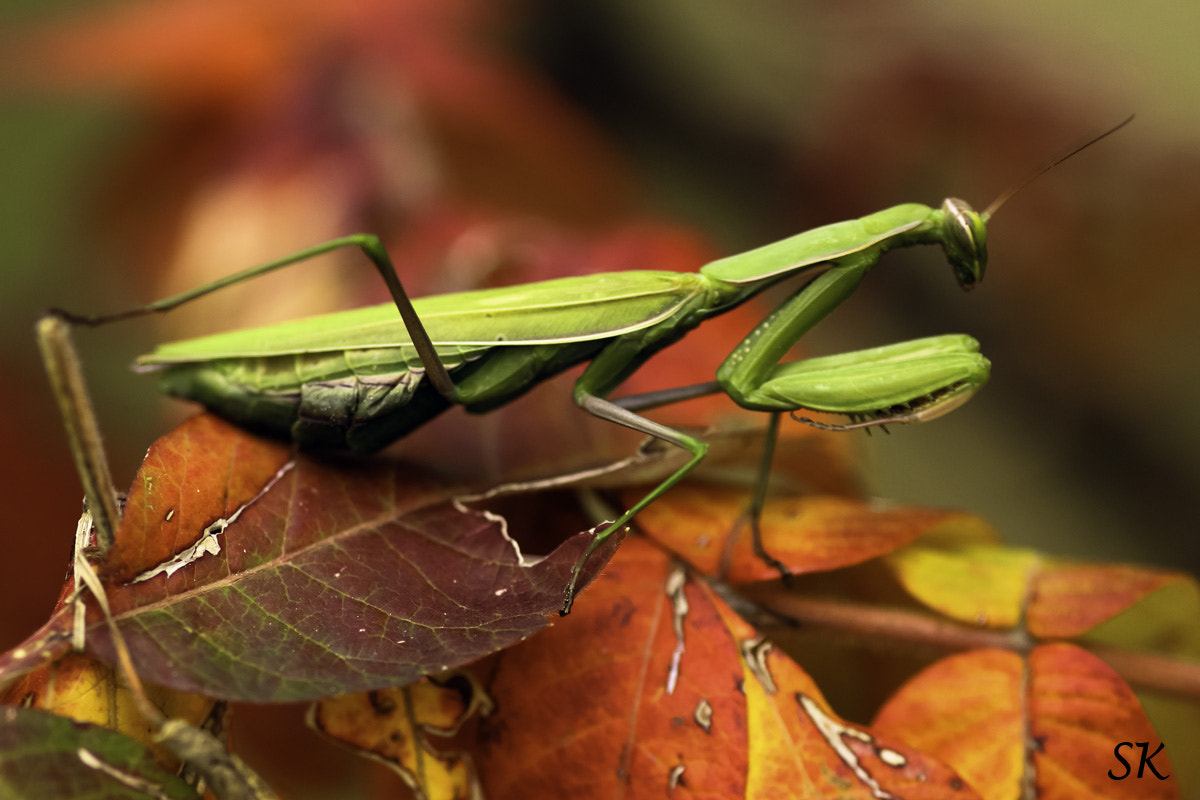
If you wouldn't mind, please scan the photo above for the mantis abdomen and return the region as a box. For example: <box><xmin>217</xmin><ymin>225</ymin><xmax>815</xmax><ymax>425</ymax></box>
<box><xmin>155</xmin><ymin>336</ymin><xmax>628</xmax><ymax>452</ymax></box>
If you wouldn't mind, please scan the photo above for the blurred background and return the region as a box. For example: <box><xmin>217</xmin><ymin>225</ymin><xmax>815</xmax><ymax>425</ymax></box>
<box><xmin>0</xmin><ymin>0</ymin><xmax>1197</xmax><ymax>795</ymax></box>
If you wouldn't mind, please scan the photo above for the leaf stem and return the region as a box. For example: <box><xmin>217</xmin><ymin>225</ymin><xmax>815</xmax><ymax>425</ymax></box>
<box><xmin>751</xmin><ymin>588</ymin><xmax>1200</xmax><ymax>700</ymax></box>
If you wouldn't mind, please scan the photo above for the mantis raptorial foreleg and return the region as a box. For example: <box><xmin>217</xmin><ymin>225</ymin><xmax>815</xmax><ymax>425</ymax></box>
<box><xmin>561</xmin><ymin>254</ymin><xmax>988</xmax><ymax>608</ymax></box>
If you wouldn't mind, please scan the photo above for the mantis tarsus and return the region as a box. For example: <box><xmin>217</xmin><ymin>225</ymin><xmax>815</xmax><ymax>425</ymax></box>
<box><xmin>50</xmin><ymin>117</ymin><xmax>1131</xmax><ymax>614</ymax></box>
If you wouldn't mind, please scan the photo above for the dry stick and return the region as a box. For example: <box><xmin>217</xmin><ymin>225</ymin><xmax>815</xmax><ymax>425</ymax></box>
<box><xmin>38</xmin><ymin>313</ymin><xmax>279</xmax><ymax>800</ymax></box>
<box><xmin>37</xmin><ymin>316</ymin><xmax>120</xmax><ymax>553</ymax></box>
<box><xmin>752</xmin><ymin>587</ymin><xmax>1200</xmax><ymax>701</ymax></box>
<box><xmin>1087</xmin><ymin>646</ymin><xmax>1200</xmax><ymax>700</ymax></box>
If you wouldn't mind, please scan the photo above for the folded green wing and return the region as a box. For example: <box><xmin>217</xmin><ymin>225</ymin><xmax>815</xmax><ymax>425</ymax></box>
<box><xmin>139</xmin><ymin>270</ymin><xmax>710</xmax><ymax>365</ymax></box>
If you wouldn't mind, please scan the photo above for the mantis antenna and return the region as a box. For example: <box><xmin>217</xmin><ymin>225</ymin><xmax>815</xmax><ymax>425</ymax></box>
<box><xmin>983</xmin><ymin>114</ymin><xmax>1134</xmax><ymax>218</ymax></box>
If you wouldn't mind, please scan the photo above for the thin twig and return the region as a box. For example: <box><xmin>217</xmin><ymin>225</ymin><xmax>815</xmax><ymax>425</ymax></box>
<box><xmin>751</xmin><ymin>587</ymin><xmax>1200</xmax><ymax>701</ymax></box>
<box><xmin>36</xmin><ymin>315</ymin><xmax>120</xmax><ymax>553</ymax></box>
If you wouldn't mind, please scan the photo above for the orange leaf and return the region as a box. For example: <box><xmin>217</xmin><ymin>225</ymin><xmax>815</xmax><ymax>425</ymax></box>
<box><xmin>469</xmin><ymin>537</ymin><xmax>749</xmax><ymax>797</ymax></box>
<box><xmin>341</xmin><ymin>538</ymin><xmax>976</xmax><ymax>798</ymax></box>
<box><xmin>1029</xmin><ymin>643</ymin><xmax>1178</xmax><ymax>799</ymax></box>
<box><xmin>871</xmin><ymin>650</ymin><xmax>1024</xmax><ymax>799</ymax></box>
<box><xmin>634</xmin><ymin>484</ymin><xmax>982</xmax><ymax>584</ymax></box>
<box><xmin>103</xmin><ymin>413</ymin><xmax>292</xmax><ymax>582</ymax></box>
<box><xmin>710</xmin><ymin>595</ymin><xmax>977</xmax><ymax>799</ymax></box>
<box><xmin>873</xmin><ymin>644</ymin><xmax>1181</xmax><ymax>800</ymax></box>
<box><xmin>1027</xmin><ymin>564</ymin><xmax>1190</xmax><ymax>639</ymax></box>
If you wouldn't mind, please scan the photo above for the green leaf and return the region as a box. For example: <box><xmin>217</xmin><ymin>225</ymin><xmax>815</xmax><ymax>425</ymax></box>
<box><xmin>0</xmin><ymin>707</ymin><xmax>198</xmax><ymax>800</ymax></box>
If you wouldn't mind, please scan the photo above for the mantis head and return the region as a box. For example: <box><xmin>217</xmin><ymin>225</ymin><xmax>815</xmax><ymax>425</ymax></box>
<box><xmin>940</xmin><ymin>197</ymin><xmax>988</xmax><ymax>292</ymax></box>
<box><xmin>942</xmin><ymin>115</ymin><xmax>1133</xmax><ymax>294</ymax></box>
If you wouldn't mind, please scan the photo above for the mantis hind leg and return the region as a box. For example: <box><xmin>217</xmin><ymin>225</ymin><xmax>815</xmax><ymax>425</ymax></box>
<box><xmin>561</xmin><ymin>392</ymin><xmax>708</xmax><ymax>615</ymax></box>
<box><xmin>50</xmin><ymin>234</ymin><xmax>462</xmax><ymax>403</ymax></box>
<box><xmin>560</xmin><ymin>399</ymin><xmax>791</xmax><ymax>612</ymax></box>
<box><xmin>613</xmin><ymin>387</ymin><xmax>792</xmax><ymax>583</ymax></box>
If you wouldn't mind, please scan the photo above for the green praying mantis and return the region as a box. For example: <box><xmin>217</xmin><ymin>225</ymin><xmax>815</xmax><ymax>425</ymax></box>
<box><xmin>48</xmin><ymin>118</ymin><xmax>1130</xmax><ymax>613</ymax></box>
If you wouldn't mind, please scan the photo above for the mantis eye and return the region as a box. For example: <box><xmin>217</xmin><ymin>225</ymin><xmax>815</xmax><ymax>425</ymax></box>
<box><xmin>941</xmin><ymin>197</ymin><xmax>987</xmax><ymax>291</ymax></box>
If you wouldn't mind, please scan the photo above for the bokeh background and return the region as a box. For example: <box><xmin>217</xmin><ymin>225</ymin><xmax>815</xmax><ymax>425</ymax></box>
<box><xmin>1</xmin><ymin>0</ymin><xmax>1197</xmax><ymax>796</ymax></box>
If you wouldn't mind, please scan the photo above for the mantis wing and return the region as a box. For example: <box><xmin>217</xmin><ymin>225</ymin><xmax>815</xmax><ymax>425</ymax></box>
<box><xmin>139</xmin><ymin>271</ymin><xmax>711</xmax><ymax>365</ymax></box>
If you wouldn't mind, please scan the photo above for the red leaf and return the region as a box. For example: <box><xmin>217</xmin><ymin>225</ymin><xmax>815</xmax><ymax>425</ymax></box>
<box><xmin>67</xmin><ymin>414</ymin><xmax>621</xmax><ymax>702</ymax></box>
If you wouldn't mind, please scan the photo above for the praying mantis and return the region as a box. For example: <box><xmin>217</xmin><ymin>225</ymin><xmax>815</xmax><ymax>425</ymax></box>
<box><xmin>49</xmin><ymin>118</ymin><xmax>1131</xmax><ymax>613</ymax></box>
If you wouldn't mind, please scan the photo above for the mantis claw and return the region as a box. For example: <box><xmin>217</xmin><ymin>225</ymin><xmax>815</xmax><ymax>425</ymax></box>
<box><xmin>560</xmin><ymin>545</ymin><xmax>591</xmax><ymax>616</ymax></box>
<box><xmin>747</xmin><ymin>510</ymin><xmax>793</xmax><ymax>584</ymax></box>
<box><xmin>793</xmin><ymin>411</ymin><xmax>900</xmax><ymax>433</ymax></box>
<box><xmin>749</xmin><ymin>335</ymin><xmax>991</xmax><ymax>434</ymax></box>
<box><xmin>561</xmin><ymin>520</ymin><xmax>623</xmax><ymax>616</ymax></box>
